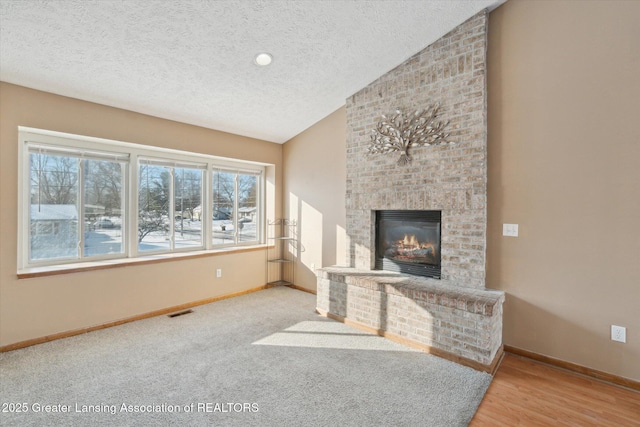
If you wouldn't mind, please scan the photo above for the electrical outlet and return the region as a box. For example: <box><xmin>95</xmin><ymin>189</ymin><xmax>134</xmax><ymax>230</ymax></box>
<box><xmin>216</xmin><ymin>269</ymin><xmax>222</xmax><ymax>278</ymax></box>
<box><xmin>611</xmin><ymin>325</ymin><xmax>626</xmax><ymax>343</ymax></box>
<box><xmin>311</xmin><ymin>263</ymin><xmax>315</xmax><ymax>271</ymax></box>
<box><xmin>503</xmin><ymin>224</ymin><xmax>519</xmax><ymax>237</ymax></box>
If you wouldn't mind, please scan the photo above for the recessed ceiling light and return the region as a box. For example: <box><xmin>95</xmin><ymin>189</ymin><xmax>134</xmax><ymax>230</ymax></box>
<box><xmin>254</xmin><ymin>53</ymin><xmax>273</xmax><ymax>66</ymax></box>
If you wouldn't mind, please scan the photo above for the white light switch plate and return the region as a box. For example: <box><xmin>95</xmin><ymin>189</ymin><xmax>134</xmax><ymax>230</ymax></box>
<box><xmin>503</xmin><ymin>224</ymin><xmax>519</xmax><ymax>237</ymax></box>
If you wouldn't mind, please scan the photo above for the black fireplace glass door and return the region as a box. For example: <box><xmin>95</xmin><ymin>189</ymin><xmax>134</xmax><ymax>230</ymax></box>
<box><xmin>375</xmin><ymin>210</ymin><xmax>441</xmax><ymax>278</ymax></box>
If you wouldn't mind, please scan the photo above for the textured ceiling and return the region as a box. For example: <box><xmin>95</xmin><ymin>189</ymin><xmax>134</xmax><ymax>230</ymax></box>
<box><xmin>0</xmin><ymin>0</ymin><xmax>505</xmax><ymax>143</ymax></box>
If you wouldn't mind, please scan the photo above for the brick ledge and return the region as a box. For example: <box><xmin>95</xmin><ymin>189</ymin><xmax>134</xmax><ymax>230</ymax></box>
<box><xmin>317</xmin><ymin>266</ymin><xmax>504</xmax><ymax>316</ymax></box>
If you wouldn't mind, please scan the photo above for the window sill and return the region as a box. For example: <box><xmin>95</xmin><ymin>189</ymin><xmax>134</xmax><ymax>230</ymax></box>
<box><xmin>17</xmin><ymin>244</ymin><xmax>272</xmax><ymax>279</ymax></box>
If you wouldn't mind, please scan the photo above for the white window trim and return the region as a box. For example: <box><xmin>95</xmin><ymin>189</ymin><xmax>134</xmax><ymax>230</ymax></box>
<box><xmin>18</xmin><ymin>127</ymin><xmax>269</xmax><ymax>272</ymax></box>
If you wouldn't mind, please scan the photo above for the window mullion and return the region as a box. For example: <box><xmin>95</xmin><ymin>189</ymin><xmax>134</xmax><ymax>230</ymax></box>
<box><xmin>234</xmin><ymin>172</ymin><xmax>239</xmax><ymax>245</ymax></box>
<box><xmin>129</xmin><ymin>154</ymin><xmax>139</xmax><ymax>258</ymax></box>
<box><xmin>204</xmin><ymin>166</ymin><xmax>212</xmax><ymax>249</ymax></box>
<box><xmin>258</xmin><ymin>171</ymin><xmax>264</xmax><ymax>244</ymax></box>
<box><xmin>121</xmin><ymin>160</ymin><xmax>129</xmax><ymax>258</ymax></box>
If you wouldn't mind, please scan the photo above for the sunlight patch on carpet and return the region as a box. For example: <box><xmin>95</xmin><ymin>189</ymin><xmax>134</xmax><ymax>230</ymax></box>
<box><xmin>253</xmin><ymin>320</ymin><xmax>418</xmax><ymax>352</ymax></box>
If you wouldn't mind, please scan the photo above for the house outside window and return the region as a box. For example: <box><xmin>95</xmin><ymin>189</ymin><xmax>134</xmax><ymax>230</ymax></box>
<box><xmin>28</xmin><ymin>149</ymin><xmax>126</xmax><ymax>263</ymax></box>
<box><xmin>30</xmin><ymin>204</ymin><xmax>77</xmax><ymax>260</ymax></box>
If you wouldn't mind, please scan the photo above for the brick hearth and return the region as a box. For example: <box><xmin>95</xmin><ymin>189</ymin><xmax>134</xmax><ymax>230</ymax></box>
<box><xmin>317</xmin><ymin>267</ymin><xmax>504</xmax><ymax>371</ymax></box>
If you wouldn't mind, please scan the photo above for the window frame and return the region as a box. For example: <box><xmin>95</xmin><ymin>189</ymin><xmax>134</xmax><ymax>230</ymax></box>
<box><xmin>137</xmin><ymin>157</ymin><xmax>207</xmax><ymax>254</ymax></box>
<box><xmin>24</xmin><ymin>141</ymin><xmax>130</xmax><ymax>266</ymax></box>
<box><xmin>18</xmin><ymin>127</ymin><xmax>267</xmax><ymax>271</ymax></box>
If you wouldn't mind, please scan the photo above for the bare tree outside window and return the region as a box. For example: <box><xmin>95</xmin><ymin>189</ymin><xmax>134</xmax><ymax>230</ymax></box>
<box><xmin>30</xmin><ymin>153</ymin><xmax>78</xmax><ymax>205</ymax></box>
<box><xmin>29</xmin><ymin>153</ymin><xmax>126</xmax><ymax>260</ymax></box>
<box><xmin>174</xmin><ymin>167</ymin><xmax>203</xmax><ymax>249</ymax></box>
<box><xmin>211</xmin><ymin>171</ymin><xmax>259</xmax><ymax>245</ymax></box>
<box><xmin>84</xmin><ymin>159</ymin><xmax>124</xmax><ymax>256</ymax></box>
<box><xmin>138</xmin><ymin>164</ymin><xmax>170</xmax><ymax>250</ymax></box>
<box><xmin>238</xmin><ymin>173</ymin><xmax>258</xmax><ymax>242</ymax></box>
<box><xmin>212</xmin><ymin>171</ymin><xmax>235</xmax><ymax>244</ymax></box>
<box><xmin>29</xmin><ymin>153</ymin><xmax>79</xmax><ymax>260</ymax></box>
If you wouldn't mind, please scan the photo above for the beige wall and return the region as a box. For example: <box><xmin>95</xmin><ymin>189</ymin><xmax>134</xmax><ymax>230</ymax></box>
<box><xmin>487</xmin><ymin>0</ymin><xmax>640</xmax><ymax>380</ymax></box>
<box><xmin>283</xmin><ymin>107</ymin><xmax>347</xmax><ymax>291</ymax></box>
<box><xmin>282</xmin><ymin>1</ymin><xmax>640</xmax><ymax>380</ymax></box>
<box><xmin>0</xmin><ymin>83</ymin><xmax>282</xmax><ymax>347</ymax></box>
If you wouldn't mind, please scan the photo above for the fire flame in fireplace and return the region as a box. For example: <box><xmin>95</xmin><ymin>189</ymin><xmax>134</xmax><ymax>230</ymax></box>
<box><xmin>397</xmin><ymin>234</ymin><xmax>435</xmax><ymax>252</ymax></box>
<box><xmin>384</xmin><ymin>232</ymin><xmax>438</xmax><ymax>264</ymax></box>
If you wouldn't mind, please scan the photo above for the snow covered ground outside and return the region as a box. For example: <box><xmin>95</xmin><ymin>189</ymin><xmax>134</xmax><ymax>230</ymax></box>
<box><xmin>31</xmin><ymin>219</ymin><xmax>257</xmax><ymax>260</ymax></box>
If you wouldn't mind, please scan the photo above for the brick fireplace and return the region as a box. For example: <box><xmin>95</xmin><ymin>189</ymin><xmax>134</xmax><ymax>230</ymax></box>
<box><xmin>316</xmin><ymin>10</ymin><xmax>505</xmax><ymax>372</ymax></box>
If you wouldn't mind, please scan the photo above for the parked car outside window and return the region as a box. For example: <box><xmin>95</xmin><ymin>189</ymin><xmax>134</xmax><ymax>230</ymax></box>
<box><xmin>93</xmin><ymin>219</ymin><xmax>115</xmax><ymax>229</ymax></box>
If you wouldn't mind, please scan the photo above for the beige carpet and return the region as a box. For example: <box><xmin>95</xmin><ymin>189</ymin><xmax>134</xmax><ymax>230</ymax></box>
<box><xmin>0</xmin><ymin>286</ymin><xmax>492</xmax><ymax>426</ymax></box>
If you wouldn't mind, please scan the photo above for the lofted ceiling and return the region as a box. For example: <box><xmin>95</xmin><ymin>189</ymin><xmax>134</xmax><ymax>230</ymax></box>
<box><xmin>0</xmin><ymin>0</ymin><xmax>505</xmax><ymax>143</ymax></box>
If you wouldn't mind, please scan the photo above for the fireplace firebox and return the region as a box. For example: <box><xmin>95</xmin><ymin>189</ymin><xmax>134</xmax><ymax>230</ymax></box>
<box><xmin>375</xmin><ymin>210</ymin><xmax>441</xmax><ymax>279</ymax></box>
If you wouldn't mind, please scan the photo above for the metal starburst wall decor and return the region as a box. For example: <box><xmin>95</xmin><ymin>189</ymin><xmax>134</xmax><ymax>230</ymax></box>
<box><xmin>367</xmin><ymin>104</ymin><xmax>453</xmax><ymax>166</ymax></box>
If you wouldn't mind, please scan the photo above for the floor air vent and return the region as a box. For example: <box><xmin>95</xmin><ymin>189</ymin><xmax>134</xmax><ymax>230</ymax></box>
<box><xmin>168</xmin><ymin>309</ymin><xmax>193</xmax><ymax>318</ymax></box>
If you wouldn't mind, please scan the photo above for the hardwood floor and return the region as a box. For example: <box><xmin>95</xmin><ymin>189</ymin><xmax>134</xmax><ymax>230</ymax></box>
<box><xmin>470</xmin><ymin>353</ymin><xmax>640</xmax><ymax>426</ymax></box>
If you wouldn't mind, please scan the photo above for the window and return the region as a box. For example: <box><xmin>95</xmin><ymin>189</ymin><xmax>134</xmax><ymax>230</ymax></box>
<box><xmin>138</xmin><ymin>160</ymin><xmax>205</xmax><ymax>252</ymax></box>
<box><xmin>28</xmin><ymin>147</ymin><xmax>127</xmax><ymax>263</ymax></box>
<box><xmin>212</xmin><ymin>170</ymin><xmax>235</xmax><ymax>245</ymax></box>
<box><xmin>84</xmin><ymin>158</ymin><xmax>125</xmax><ymax>257</ymax></box>
<box><xmin>174</xmin><ymin>167</ymin><xmax>204</xmax><ymax>249</ymax></box>
<box><xmin>238</xmin><ymin>172</ymin><xmax>259</xmax><ymax>243</ymax></box>
<box><xmin>212</xmin><ymin>170</ymin><xmax>260</xmax><ymax>246</ymax></box>
<box><xmin>19</xmin><ymin>128</ymin><xmax>267</xmax><ymax>271</ymax></box>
